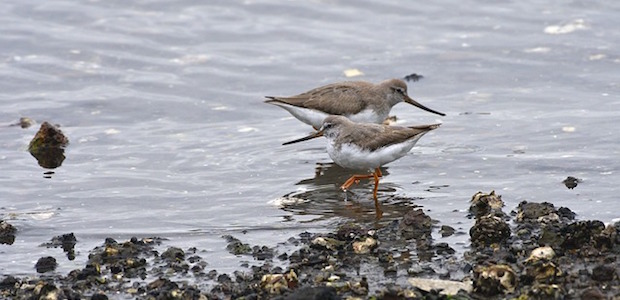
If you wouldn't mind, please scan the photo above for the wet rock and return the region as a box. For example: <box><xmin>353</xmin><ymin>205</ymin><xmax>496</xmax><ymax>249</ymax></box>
<box><xmin>32</xmin><ymin>281</ymin><xmax>65</xmax><ymax>299</ymax></box>
<box><xmin>146</xmin><ymin>277</ymin><xmax>182</xmax><ymax>298</ymax></box>
<box><xmin>562</xmin><ymin>176</ymin><xmax>581</xmax><ymax>189</ymax></box>
<box><xmin>538</xmin><ymin>225</ymin><xmax>565</xmax><ymax>248</ymax></box>
<box><xmin>352</xmin><ymin>237</ymin><xmax>377</xmax><ymax>254</ymax></box>
<box><xmin>469</xmin><ymin>190</ymin><xmax>504</xmax><ymax>218</ymax></box>
<box><xmin>580</xmin><ymin>286</ymin><xmax>607</xmax><ymax>300</ymax></box>
<box><xmin>10</xmin><ymin>117</ymin><xmax>35</xmax><ymax>128</ymax></box>
<box><xmin>525</xmin><ymin>261</ymin><xmax>563</xmax><ymax>283</ymax></box>
<box><xmin>87</xmin><ymin>237</ymin><xmax>160</xmax><ymax>279</ymax></box>
<box><xmin>35</xmin><ymin>256</ymin><xmax>58</xmax><ymax>273</ymax></box>
<box><xmin>525</xmin><ymin>246</ymin><xmax>556</xmax><ymax>263</ymax></box>
<box><xmin>276</xmin><ymin>286</ymin><xmax>339</xmax><ymax>300</ymax></box>
<box><xmin>556</xmin><ymin>206</ymin><xmax>576</xmax><ymax>220</ymax></box>
<box><xmin>253</xmin><ymin>245</ymin><xmax>275</xmax><ymax>260</ymax></box>
<box><xmin>403</xmin><ymin>73</ymin><xmax>424</xmax><ymax>82</ymax></box>
<box><xmin>434</xmin><ymin>242</ymin><xmax>456</xmax><ymax>256</ymax></box>
<box><xmin>0</xmin><ymin>220</ymin><xmax>17</xmax><ymax>245</ymax></box>
<box><xmin>351</xmin><ymin>277</ymin><xmax>369</xmax><ymax>295</ymax></box>
<box><xmin>160</xmin><ymin>246</ymin><xmax>185</xmax><ymax>262</ymax></box>
<box><xmin>0</xmin><ymin>275</ymin><xmax>19</xmax><ymax>290</ymax></box>
<box><xmin>42</xmin><ymin>232</ymin><xmax>77</xmax><ymax>260</ymax></box>
<box><xmin>399</xmin><ymin>208</ymin><xmax>432</xmax><ymax>240</ymax></box>
<box><xmin>407</xmin><ymin>277</ymin><xmax>473</xmax><ymax>295</ymax></box>
<box><xmin>335</xmin><ymin>222</ymin><xmax>366</xmax><ymax>241</ymax></box>
<box><xmin>223</xmin><ymin>235</ymin><xmax>252</xmax><ymax>255</ymax></box>
<box><xmin>591</xmin><ymin>264</ymin><xmax>616</xmax><ymax>281</ymax></box>
<box><xmin>28</xmin><ymin>121</ymin><xmax>69</xmax><ymax>169</ymax></box>
<box><xmin>439</xmin><ymin>225</ymin><xmax>455</xmax><ymax>237</ymax></box>
<box><xmin>595</xmin><ymin>222</ymin><xmax>620</xmax><ymax>250</ymax></box>
<box><xmin>311</xmin><ymin>236</ymin><xmax>345</xmax><ymax>251</ymax></box>
<box><xmin>260</xmin><ymin>270</ymin><xmax>298</xmax><ymax>295</ymax></box>
<box><xmin>560</xmin><ymin>220</ymin><xmax>605</xmax><ymax>250</ymax></box>
<box><xmin>473</xmin><ymin>264</ymin><xmax>517</xmax><ymax>295</ymax></box>
<box><xmin>376</xmin><ymin>284</ymin><xmax>420</xmax><ymax>299</ymax></box>
<box><xmin>469</xmin><ymin>215</ymin><xmax>511</xmax><ymax>248</ymax></box>
<box><xmin>525</xmin><ymin>283</ymin><xmax>565</xmax><ymax>299</ymax></box>
<box><xmin>2</xmin><ymin>200</ymin><xmax>619</xmax><ymax>299</ymax></box>
<box><xmin>91</xmin><ymin>293</ymin><xmax>109</xmax><ymax>300</ymax></box>
<box><xmin>516</xmin><ymin>201</ymin><xmax>558</xmax><ymax>223</ymax></box>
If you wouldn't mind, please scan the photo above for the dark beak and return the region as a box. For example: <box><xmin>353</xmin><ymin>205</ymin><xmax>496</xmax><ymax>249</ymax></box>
<box><xmin>282</xmin><ymin>130</ymin><xmax>324</xmax><ymax>145</ymax></box>
<box><xmin>404</xmin><ymin>96</ymin><xmax>446</xmax><ymax>116</ymax></box>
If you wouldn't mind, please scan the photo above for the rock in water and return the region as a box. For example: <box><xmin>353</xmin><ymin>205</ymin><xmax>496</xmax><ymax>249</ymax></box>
<box><xmin>28</xmin><ymin>122</ymin><xmax>69</xmax><ymax>169</ymax></box>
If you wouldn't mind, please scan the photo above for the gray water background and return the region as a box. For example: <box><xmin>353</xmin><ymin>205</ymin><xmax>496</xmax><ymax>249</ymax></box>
<box><xmin>1</xmin><ymin>0</ymin><xmax>619</xmax><ymax>277</ymax></box>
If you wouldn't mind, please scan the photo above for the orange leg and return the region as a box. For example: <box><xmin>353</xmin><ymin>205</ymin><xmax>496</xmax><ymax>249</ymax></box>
<box><xmin>340</xmin><ymin>174</ymin><xmax>374</xmax><ymax>191</ymax></box>
<box><xmin>340</xmin><ymin>168</ymin><xmax>384</xmax><ymax>218</ymax></box>
<box><xmin>371</xmin><ymin>168</ymin><xmax>383</xmax><ymax>218</ymax></box>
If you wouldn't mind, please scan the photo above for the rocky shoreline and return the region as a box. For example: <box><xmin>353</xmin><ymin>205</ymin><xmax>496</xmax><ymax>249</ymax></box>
<box><xmin>1</xmin><ymin>191</ymin><xmax>618</xmax><ymax>299</ymax></box>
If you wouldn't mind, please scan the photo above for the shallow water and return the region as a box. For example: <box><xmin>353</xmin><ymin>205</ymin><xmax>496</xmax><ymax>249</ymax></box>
<box><xmin>1</xmin><ymin>0</ymin><xmax>619</xmax><ymax>277</ymax></box>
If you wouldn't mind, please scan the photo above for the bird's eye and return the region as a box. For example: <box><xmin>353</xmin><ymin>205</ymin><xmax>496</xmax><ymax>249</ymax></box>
<box><xmin>393</xmin><ymin>87</ymin><xmax>405</xmax><ymax>94</ymax></box>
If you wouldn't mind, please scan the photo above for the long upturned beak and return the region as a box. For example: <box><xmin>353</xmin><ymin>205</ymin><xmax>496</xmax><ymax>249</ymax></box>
<box><xmin>404</xmin><ymin>96</ymin><xmax>446</xmax><ymax>116</ymax></box>
<box><xmin>282</xmin><ymin>130</ymin><xmax>324</xmax><ymax>145</ymax></box>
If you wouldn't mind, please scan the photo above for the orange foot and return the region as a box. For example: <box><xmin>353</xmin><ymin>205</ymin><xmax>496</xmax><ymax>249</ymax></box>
<box><xmin>340</xmin><ymin>168</ymin><xmax>384</xmax><ymax>218</ymax></box>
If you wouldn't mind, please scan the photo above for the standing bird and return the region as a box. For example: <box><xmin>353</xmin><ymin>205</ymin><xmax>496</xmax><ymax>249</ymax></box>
<box><xmin>284</xmin><ymin>115</ymin><xmax>440</xmax><ymax>217</ymax></box>
<box><xmin>265</xmin><ymin>78</ymin><xmax>445</xmax><ymax>130</ymax></box>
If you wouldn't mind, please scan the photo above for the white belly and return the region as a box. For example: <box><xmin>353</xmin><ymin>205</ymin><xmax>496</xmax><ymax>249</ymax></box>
<box><xmin>326</xmin><ymin>138</ymin><xmax>422</xmax><ymax>170</ymax></box>
<box><xmin>273</xmin><ymin>103</ymin><xmax>329</xmax><ymax>129</ymax></box>
<box><xmin>346</xmin><ymin>108</ymin><xmax>386</xmax><ymax>124</ymax></box>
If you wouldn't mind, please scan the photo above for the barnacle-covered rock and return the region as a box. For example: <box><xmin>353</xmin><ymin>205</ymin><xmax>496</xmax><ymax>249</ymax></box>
<box><xmin>260</xmin><ymin>269</ymin><xmax>298</xmax><ymax>294</ymax></box>
<box><xmin>0</xmin><ymin>220</ymin><xmax>17</xmax><ymax>245</ymax></box>
<box><xmin>399</xmin><ymin>209</ymin><xmax>432</xmax><ymax>240</ymax></box>
<box><xmin>35</xmin><ymin>256</ymin><xmax>57</xmax><ymax>273</ymax></box>
<box><xmin>28</xmin><ymin>121</ymin><xmax>69</xmax><ymax>169</ymax></box>
<box><xmin>352</xmin><ymin>237</ymin><xmax>377</xmax><ymax>254</ymax></box>
<box><xmin>469</xmin><ymin>190</ymin><xmax>504</xmax><ymax>218</ymax></box>
<box><xmin>473</xmin><ymin>264</ymin><xmax>517</xmax><ymax>295</ymax></box>
<box><xmin>311</xmin><ymin>236</ymin><xmax>345</xmax><ymax>251</ymax></box>
<box><xmin>525</xmin><ymin>246</ymin><xmax>556</xmax><ymax>263</ymax></box>
<box><xmin>470</xmin><ymin>215</ymin><xmax>511</xmax><ymax>248</ymax></box>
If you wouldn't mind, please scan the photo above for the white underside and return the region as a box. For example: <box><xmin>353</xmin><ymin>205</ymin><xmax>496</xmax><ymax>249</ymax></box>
<box><xmin>326</xmin><ymin>136</ymin><xmax>424</xmax><ymax>170</ymax></box>
<box><xmin>272</xmin><ymin>103</ymin><xmax>329</xmax><ymax>128</ymax></box>
<box><xmin>347</xmin><ymin>108</ymin><xmax>386</xmax><ymax>124</ymax></box>
<box><xmin>272</xmin><ymin>102</ymin><xmax>386</xmax><ymax>128</ymax></box>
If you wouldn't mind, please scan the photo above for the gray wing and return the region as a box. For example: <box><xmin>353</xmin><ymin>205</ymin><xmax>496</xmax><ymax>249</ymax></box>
<box><xmin>338</xmin><ymin>124</ymin><xmax>440</xmax><ymax>151</ymax></box>
<box><xmin>265</xmin><ymin>82</ymin><xmax>369</xmax><ymax>115</ymax></box>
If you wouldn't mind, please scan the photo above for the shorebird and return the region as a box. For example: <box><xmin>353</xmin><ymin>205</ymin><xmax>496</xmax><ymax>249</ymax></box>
<box><xmin>265</xmin><ymin>78</ymin><xmax>444</xmax><ymax>130</ymax></box>
<box><xmin>284</xmin><ymin>115</ymin><xmax>440</xmax><ymax>217</ymax></box>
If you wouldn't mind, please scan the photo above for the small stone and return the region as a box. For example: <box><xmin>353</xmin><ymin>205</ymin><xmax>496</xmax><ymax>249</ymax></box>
<box><xmin>35</xmin><ymin>256</ymin><xmax>58</xmax><ymax>273</ymax></box>
<box><xmin>311</xmin><ymin>237</ymin><xmax>345</xmax><ymax>251</ymax></box>
<box><xmin>562</xmin><ymin>176</ymin><xmax>581</xmax><ymax>189</ymax></box>
<box><xmin>525</xmin><ymin>246</ymin><xmax>556</xmax><ymax>263</ymax></box>
<box><xmin>473</xmin><ymin>264</ymin><xmax>517</xmax><ymax>295</ymax></box>
<box><xmin>404</xmin><ymin>73</ymin><xmax>424</xmax><ymax>82</ymax></box>
<box><xmin>399</xmin><ymin>209</ymin><xmax>432</xmax><ymax>240</ymax></box>
<box><xmin>0</xmin><ymin>220</ymin><xmax>17</xmax><ymax>245</ymax></box>
<box><xmin>591</xmin><ymin>264</ymin><xmax>616</xmax><ymax>281</ymax></box>
<box><xmin>439</xmin><ymin>225</ymin><xmax>456</xmax><ymax>237</ymax></box>
<box><xmin>161</xmin><ymin>247</ymin><xmax>185</xmax><ymax>262</ymax></box>
<box><xmin>352</xmin><ymin>237</ymin><xmax>377</xmax><ymax>254</ymax></box>
<box><xmin>580</xmin><ymin>287</ymin><xmax>607</xmax><ymax>300</ymax></box>
<box><xmin>279</xmin><ymin>286</ymin><xmax>339</xmax><ymax>300</ymax></box>
<box><xmin>408</xmin><ymin>277</ymin><xmax>473</xmax><ymax>295</ymax></box>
